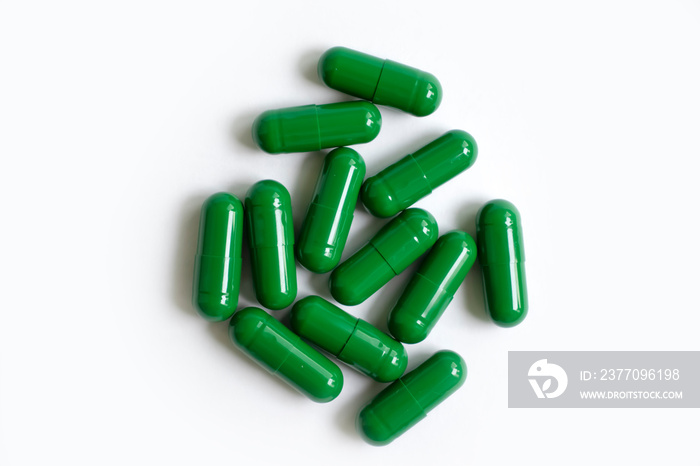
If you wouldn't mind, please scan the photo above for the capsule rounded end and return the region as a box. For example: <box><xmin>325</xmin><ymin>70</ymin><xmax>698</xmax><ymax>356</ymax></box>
<box><xmin>400</xmin><ymin>208</ymin><xmax>439</xmax><ymax>245</ymax></box>
<box><xmin>202</xmin><ymin>192</ymin><xmax>243</xmax><ymax>212</ymax></box>
<box><xmin>441</xmin><ymin>229</ymin><xmax>477</xmax><ymax>252</ymax></box>
<box><xmin>361</xmin><ymin>176</ymin><xmax>403</xmax><ymax>218</ymax></box>
<box><xmin>317</xmin><ymin>46</ymin><xmax>349</xmax><ymax>88</ymax></box>
<box><xmin>476</xmin><ymin>199</ymin><xmax>520</xmax><ymax>227</ymax></box>
<box><xmin>251</xmin><ymin>246</ymin><xmax>297</xmax><ymax>311</ymax></box>
<box><xmin>491</xmin><ymin>308</ymin><xmax>528</xmax><ymax>328</ymax></box>
<box><xmin>387</xmin><ymin>312</ymin><xmax>429</xmax><ymax>344</ymax></box>
<box><xmin>194</xmin><ymin>295</ymin><xmax>236</xmax><ymax>322</ymax></box>
<box><xmin>296</xmin><ymin>243</ymin><xmax>338</xmax><ymax>274</ymax></box>
<box><xmin>246</xmin><ymin>179</ymin><xmax>291</xmax><ymax>206</ymax></box>
<box><xmin>329</xmin><ymin>245</ymin><xmax>394</xmax><ymax>306</ymax></box>
<box><xmin>328</xmin><ymin>146</ymin><xmax>366</xmax><ymax>169</ymax></box>
<box><xmin>431</xmin><ymin>350</ymin><xmax>468</xmax><ymax>387</ymax></box>
<box><xmin>328</xmin><ymin>266</ymin><xmax>366</xmax><ymax>306</ymax></box>
<box><xmin>374</xmin><ymin>342</ymin><xmax>408</xmax><ymax>383</ymax></box>
<box><xmin>289</xmin><ymin>296</ymin><xmax>326</xmax><ymax>335</ymax></box>
<box><xmin>252</xmin><ymin>111</ymin><xmax>283</xmax><ymax>154</ymax></box>
<box><xmin>410</xmin><ymin>71</ymin><xmax>443</xmax><ymax>117</ymax></box>
<box><xmin>443</xmin><ymin>129</ymin><xmax>478</xmax><ymax>169</ymax></box>
<box><xmin>258</xmin><ymin>291</ymin><xmax>296</xmax><ymax>311</ymax></box>
<box><xmin>482</xmin><ymin>262</ymin><xmax>528</xmax><ymax>328</ymax></box>
<box><xmin>228</xmin><ymin>307</ymin><xmax>266</xmax><ymax>347</ymax></box>
<box><xmin>309</xmin><ymin>365</ymin><xmax>345</xmax><ymax>403</ymax></box>
<box><xmin>357</xmin><ymin>402</ymin><xmax>397</xmax><ymax>446</ymax></box>
<box><xmin>416</xmin><ymin>351</ymin><xmax>467</xmax><ymax>406</ymax></box>
<box><xmin>359</xmin><ymin>101</ymin><xmax>382</xmax><ymax>142</ymax></box>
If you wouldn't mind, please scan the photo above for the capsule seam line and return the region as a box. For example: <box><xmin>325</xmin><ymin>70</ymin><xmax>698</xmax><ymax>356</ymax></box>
<box><xmin>310</xmin><ymin>201</ymin><xmax>337</xmax><ymax>214</ymax></box>
<box><xmin>416</xmin><ymin>271</ymin><xmax>442</xmax><ymax>291</ymax></box>
<box><xmin>370</xmin><ymin>60</ymin><xmax>387</xmax><ymax>102</ymax></box>
<box><xmin>369</xmin><ymin>242</ymin><xmax>399</xmax><ymax>276</ymax></box>
<box><xmin>313</xmin><ymin>105</ymin><xmax>322</xmax><ymax>151</ymax></box>
<box><xmin>399</xmin><ymin>379</ymin><xmax>427</xmax><ymax>413</ymax></box>
<box><xmin>268</xmin><ymin>326</ymin><xmax>295</xmax><ymax>373</ymax></box>
<box><xmin>336</xmin><ymin>318</ymin><xmax>360</xmax><ymax>357</ymax></box>
<box><xmin>272</xmin><ymin>352</ymin><xmax>293</xmax><ymax>375</ymax></box>
<box><xmin>410</xmin><ymin>153</ymin><xmax>433</xmax><ymax>191</ymax></box>
<box><xmin>249</xmin><ymin>313</ymin><xmax>289</xmax><ymax>374</ymax></box>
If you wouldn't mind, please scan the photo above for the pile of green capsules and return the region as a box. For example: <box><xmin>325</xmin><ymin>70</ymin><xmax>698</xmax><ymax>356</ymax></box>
<box><xmin>192</xmin><ymin>47</ymin><xmax>528</xmax><ymax>446</ymax></box>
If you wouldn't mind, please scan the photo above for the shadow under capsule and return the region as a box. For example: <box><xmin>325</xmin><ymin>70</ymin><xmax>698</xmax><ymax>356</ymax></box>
<box><xmin>176</xmin><ymin>182</ymin><xmax>258</xmax><ymax>319</ymax></box>
<box><xmin>296</xmin><ymin>267</ymin><xmax>334</xmax><ymax>302</ymax></box>
<box><xmin>231</xmin><ymin>109</ymin><xmax>265</xmax><ymax>151</ymax></box>
<box><xmin>334</xmin><ymin>373</ymin><xmax>385</xmax><ymax>443</ymax></box>
<box><xmin>334</xmin><ymin>345</ymin><xmax>442</xmax><ymax>442</ymax></box>
<box><xmin>299</xmin><ymin>48</ymin><xmax>327</xmax><ymax>85</ymax></box>
<box><xmin>206</xmin><ymin>319</ymin><xmax>306</xmax><ymax>402</ymax></box>
<box><xmin>362</xmin><ymin>130</ymin><xmax>446</xmax><ymax>176</ymax></box>
<box><xmin>172</xmin><ymin>193</ymin><xmax>210</xmax><ymax>318</ymax></box>
<box><xmin>290</xmin><ymin>150</ymin><xmax>326</xmax><ymax>233</ymax></box>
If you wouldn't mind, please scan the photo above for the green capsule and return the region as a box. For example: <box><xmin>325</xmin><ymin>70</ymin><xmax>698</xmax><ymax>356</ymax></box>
<box><xmin>329</xmin><ymin>208</ymin><xmax>438</xmax><ymax>306</ymax></box>
<box><xmin>388</xmin><ymin>231</ymin><xmax>477</xmax><ymax>343</ymax></box>
<box><xmin>476</xmin><ymin>199</ymin><xmax>528</xmax><ymax>327</ymax></box>
<box><xmin>296</xmin><ymin>148</ymin><xmax>366</xmax><ymax>273</ymax></box>
<box><xmin>252</xmin><ymin>101</ymin><xmax>382</xmax><ymax>154</ymax></box>
<box><xmin>361</xmin><ymin>130</ymin><xmax>478</xmax><ymax>218</ymax></box>
<box><xmin>229</xmin><ymin>307</ymin><xmax>343</xmax><ymax>403</ymax></box>
<box><xmin>192</xmin><ymin>193</ymin><xmax>244</xmax><ymax>322</ymax></box>
<box><xmin>245</xmin><ymin>180</ymin><xmax>296</xmax><ymax>310</ymax></box>
<box><xmin>318</xmin><ymin>46</ymin><xmax>442</xmax><ymax>117</ymax></box>
<box><xmin>290</xmin><ymin>296</ymin><xmax>407</xmax><ymax>383</ymax></box>
<box><xmin>357</xmin><ymin>350</ymin><xmax>466</xmax><ymax>446</ymax></box>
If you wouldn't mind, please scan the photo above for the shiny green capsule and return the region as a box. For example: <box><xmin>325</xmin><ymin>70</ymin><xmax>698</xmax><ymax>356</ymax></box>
<box><xmin>252</xmin><ymin>101</ymin><xmax>381</xmax><ymax>154</ymax></box>
<box><xmin>296</xmin><ymin>147</ymin><xmax>366</xmax><ymax>273</ymax></box>
<box><xmin>361</xmin><ymin>130</ymin><xmax>478</xmax><ymax>218</ymax></box>
<box><xmin>329</xmin><ymin>208</ymin><xmax>438</xmax><ymax>306</ymax></box>
<box><xmin>476</xmin><ymin>199</ymin><xmax>528</xmax><ymax>327</ymax></box>
<box><xmin>229</xmin><ymin>307</ymin><xmax>343</xmax><ymax>403</ymax></box>
<box><xmin>318</xmin><ymin>46</ymin><xmax>442</xmax><ymax>117</ymax></box>
<box><xmin>192</xmin><ymin>193</ymin><xmax>244</xmax><ymax>322</ymax></box>
<box><xmin>358</xmin><ymin>350</ymin><xmax>466</xmax><ymax>446</ymax></box>
<box><xmin>290</xmin><ymin>296</ymin><xmax>407</xmax><ymax>383</ymax></box>
<box><xmin>245</xmin><ymin>180</ymin><xmax>296</xmax><ymax>310</ymax></box>
<box><xmin>388</xmin><ymin>231</ymin><xmax>477</xmax><ymax>343</ymax></box>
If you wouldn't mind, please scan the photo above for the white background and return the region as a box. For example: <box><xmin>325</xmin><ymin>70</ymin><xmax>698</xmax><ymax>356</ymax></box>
<box><xmin>1</xmin><ymin>1</ymin><xmax>699</xmax><ymax>465</ymax></box>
